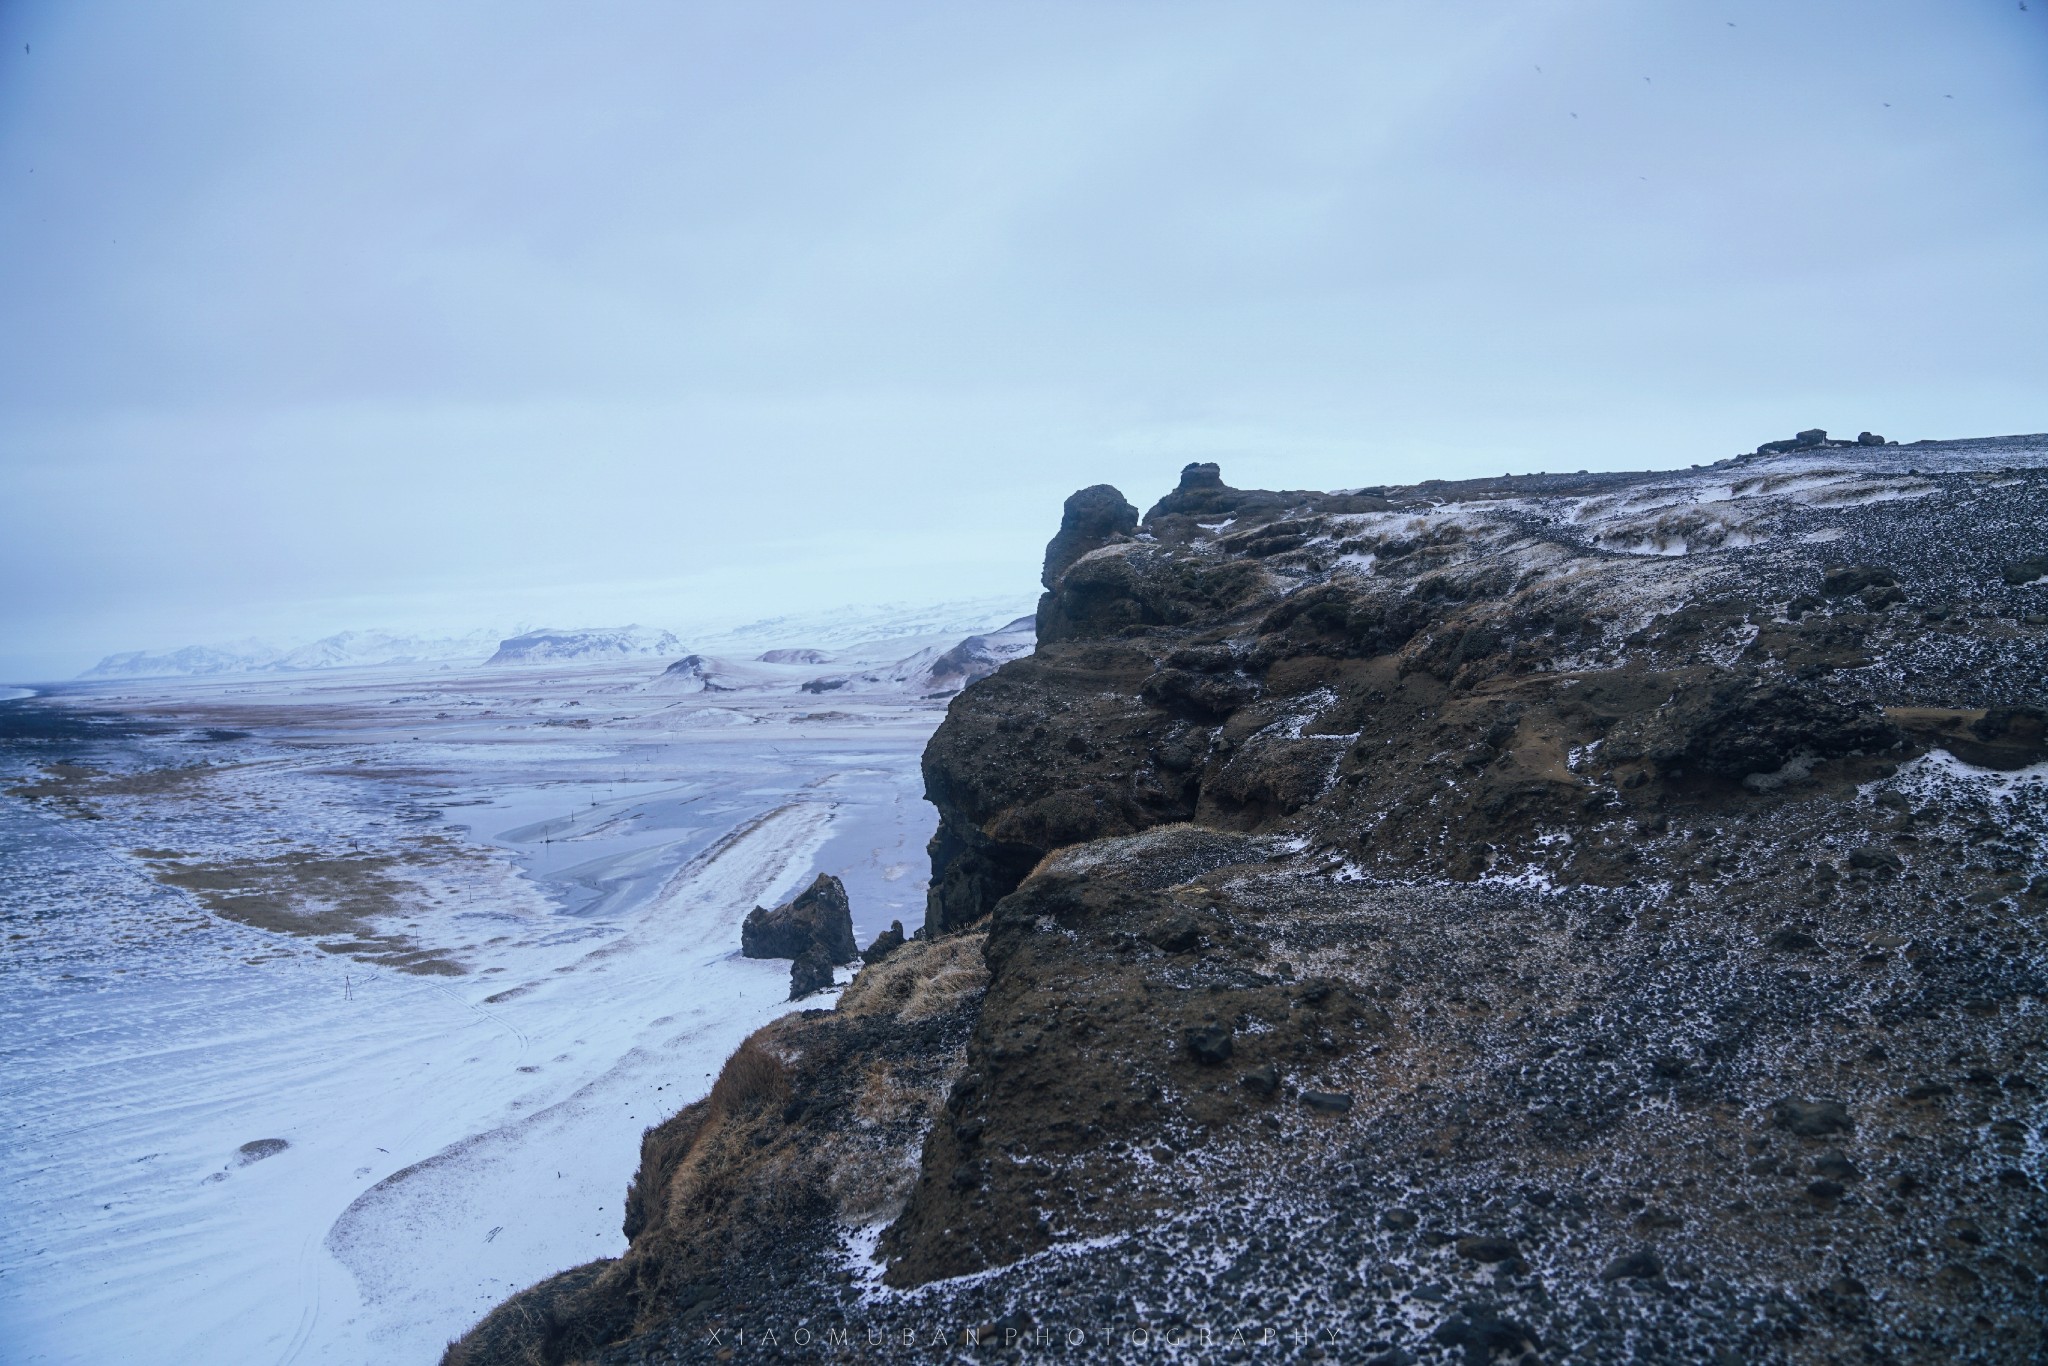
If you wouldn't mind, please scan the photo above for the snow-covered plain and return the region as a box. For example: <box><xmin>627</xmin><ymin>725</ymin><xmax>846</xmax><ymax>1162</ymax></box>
<box><xmin>0</xmin><ymin>654</ymin><xmax>960</xmax><ymax>1364</ymax></box>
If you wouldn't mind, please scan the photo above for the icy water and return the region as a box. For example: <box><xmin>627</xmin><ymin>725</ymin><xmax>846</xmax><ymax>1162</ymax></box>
<box><xmin>0</xmin><ymin>663</ymin><xmax>946</xmax><ymax>1364</ymax></box>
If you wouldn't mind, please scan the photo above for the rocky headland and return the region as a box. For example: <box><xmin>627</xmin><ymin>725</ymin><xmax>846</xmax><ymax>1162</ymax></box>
<box><xmin>449</xmin><ymin>435</ymin><xmax>2048</xmax><ymax>1364</ymax></box>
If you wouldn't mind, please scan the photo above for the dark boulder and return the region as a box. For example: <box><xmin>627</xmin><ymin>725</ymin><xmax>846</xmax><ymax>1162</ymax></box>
<box><xmin>788</xmin><ymin>943</ymin><xmax>836</xmax><ymax>1000</ymax></box>
<box><xmin>2001</xmin><ymin>555</ymin><xmax>2048</xmax><ymax>586</ymax></box>
<box><xmin>1607</xmin><ymin>675</ymin><xmax>1900</xmax><ymax>783</ymax></box>
<box><xmin>1813</xmin><ymin>1152</ymin><xmax>1863</xmax><ymax>1183</ymax></box>
<box><xmin>1942</xmin><ymin>705</ymin><xmax>2048</xmax><ymax>769</ymax></box>
<box><xmin>1041</xmin><ymin>485</ymin><xmax>1138</xmax><ymax>591</ymax></box>
<box><xmin>1602</xmin><ymin>1249</ymin><xmax>1663</xmax><ymax>1281</ymax></box>
<box><xmin>1858</xmin><ymin>431</ymin><xmax>1886</xmax><ymax>446</ymax></box>
<box><xmin>1823</xmin><ymin>564</ymin><xmax>1897</xmax><ymax>596</ymax></box>
<box><xmin>1772</xmin><ymin>1096</ymin><xmax>1854</xmax><ymax>1137</ymax></box>
<box><xmin>741</xmin><ymin>874</ymin><xmax>857</xmax><ymax>963</ymax></box>
<box><xmin>1140</xmin><ymin>668</ymin><xmax>1256</xmax><ymax>720</ymax></box>
<box><xmin>1455</xmin><ymin>1235</ymin><xmax>1521</xmax><ymax>1263</ymax></box>
<box><xmin>1433</xmin><ymin>1314</ymin><xmax>1540</xmax><ymax>1366</ymax></box>
<box><xmin>1755</xmin><ymin>428</ymin><xmax>1831</xmax><ymax>456</ymax></box>
<box><xmin>1185</xmin><ymin>1021</ymin><xmax>1234</xmax><ymax>1065</ymax></box>
<box><xmin>861</xmin><ymin>920</ymin><xmax>906</xmax><ymax>965</ymax></box>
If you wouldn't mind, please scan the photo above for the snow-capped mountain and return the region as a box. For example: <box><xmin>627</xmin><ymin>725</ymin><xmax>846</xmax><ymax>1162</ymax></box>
<box><xmin>75</xmin><ymin>598</ymin><xmax>1039</xmax><ymax>682</ymax></box>
<box><xmin>485</xmin><ymin>625</ymin><xmax>682</xmax><ymax>666</ymax></box>
<box><xmin>640</xmin><ymin>654</ymin><xmax>787</xmax><ymax>694</ymax></box>
<box><xmin>273</xmin><ymin>628</ymin><xmax>503</xmax><ymax>671</ymax></box>
<box><xmin>796</xmin><ymin>615</ymin><xmax>1037</xmax><ymax>697</ymax></box>
<box><xmin>81</xmin><ymin>638</ymin><xmax>286</xmax><ymax>678</ymax></box>
<box><xmin>80</xmin><ymin>630</ymin><xmax>506</xmax><ymax>679</ymax></box>
<box><xmin>687</xmin><ymin>597</ymin><xmax>1036</xmax><ymax>658</ymax></box>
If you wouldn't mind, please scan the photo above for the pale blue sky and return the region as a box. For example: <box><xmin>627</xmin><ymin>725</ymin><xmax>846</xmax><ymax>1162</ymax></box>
<box><xmin>1</xmin><ymin>1</ymin><xmax>2043</xmax><ymax>679</ymax></box>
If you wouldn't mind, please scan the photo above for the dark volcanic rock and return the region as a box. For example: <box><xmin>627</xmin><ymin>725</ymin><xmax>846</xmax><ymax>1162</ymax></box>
<box><xmin>1772</xmin><ymin>1096</ymin><xmax>1854</xmax><ymax>1137</ymax></box>
<box><xmin>1823</xmin><ymin>564</ymin><xmax>1898</xmax><ymax>596</ymax></box>
<box><xmin>1455</xmin><ymin>1235</ymin><xmax>1521</xmax><ymax>1263</ymax></box>
<box><xmin>2002</xmin><ymin>554</ymin><xmax>2048</xmax><ymax>586</ymax></box>
<box><xmin>1607</xmin><ymin>674</ymin><xmax>1901</xmax><ymax>783</ymax></box>
<box><xmin>1185</xmin><ymin>1021</ymin><xmax>1234</xmax><ymax>1064</ymax></box>
<box><xmin>1039</xmin><ymin>484</ymin><xmax>1138</xmax><ymax>591</ymax></box>
<box><xmin>739</xmin><ymin>873</ymin><xmax>856</xmax><ymax>963</ymax></box>
<box><xmin>1602</xmin><ymin>1248</ymin><xmax>1663</xmax><ymax>1281</ymax></box>
<box><xmin>861</xmin><ymin>919</ymin><xmax>906</xmax><ymax>964</ymax></box>
<box><xmin>788</xmin><ymin>943</ymin><xmax>835</xmax><ymax>999</ymax></box>
<box><xmin>1434</xmin><ymin>1313</ymin><xmax>1541</xmax><ymax>1366</ymax></box>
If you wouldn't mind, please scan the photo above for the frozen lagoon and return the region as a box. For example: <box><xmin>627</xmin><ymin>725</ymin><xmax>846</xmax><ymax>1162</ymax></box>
<box><xmin>0</xmin><ymin>660</ymin><xmax>947</xmax><ymax>1363</ymax></box>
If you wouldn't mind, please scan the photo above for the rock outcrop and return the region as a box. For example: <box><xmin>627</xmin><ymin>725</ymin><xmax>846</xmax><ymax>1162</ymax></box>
<box><xmin>449</xmin><ymin>435</ymin><xmax>2048</xmax><ymax>1366</ymax></box>
<box><xmin>787</xmin><ymin>942</ymin><xmax>836</xmax><ymax>1000</ymax></box>
<box><xmin>861</xmin><ymin>919</ymin><xmax>906</xmax><ymax>964</ymax></box>
<box><xmin>1039</xmin><ymin>484</ymin><xmax>1138</xmax><ymax>591</ymax></box>
<box><xmin>739</xmin><ymin>873</ymin><xmax>856</xmax><ymax>964</ymax></box>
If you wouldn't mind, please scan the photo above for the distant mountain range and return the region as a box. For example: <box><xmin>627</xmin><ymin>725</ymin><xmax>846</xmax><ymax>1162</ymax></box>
<box><xmin>484</xmin><ymin>625</ymin><xmax>680</xmax><ymax>665</ymax></box>
<box><xmin>80</xmin><ymin>629</ymin><xmax>507</xmax><ymax>678</ymax></box>
<box><xmin>77</xmin><ymin>596</ymin><xmax>1038</xmax><ymax>680</ymax></box>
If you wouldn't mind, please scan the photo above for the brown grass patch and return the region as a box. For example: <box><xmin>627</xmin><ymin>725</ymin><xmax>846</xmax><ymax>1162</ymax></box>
<box><xmin>145</xmin><ymin>851</ymin><xmax>465</xmax><ymax>975</ymax></box>
<box><xmin>7</xmin><ymin>761</ymin><xmax>223</xmax><ymax>805</ymax></box>
<box><xmin>837</xmin><ymin>933</ymin><xmax>988</xmax><ymax>1022</ymax></box>
<box><xmin>704</xmin><ymin>1035</ymin><xmax>790</xmax><ymax>1119</ymax></box>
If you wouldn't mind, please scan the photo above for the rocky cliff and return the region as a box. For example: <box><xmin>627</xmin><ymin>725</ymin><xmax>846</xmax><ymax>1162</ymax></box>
<box><xmin>450</xmin><ymin>436</ymin><xmax>2048</xmax><ymax>1364</ymax></box>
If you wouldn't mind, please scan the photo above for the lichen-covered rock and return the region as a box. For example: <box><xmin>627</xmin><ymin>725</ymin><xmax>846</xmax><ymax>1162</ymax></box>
<box><xmin>739</xmin><ymin>873</ymin><xmax>856</xmax><ymax>963</ymax></box>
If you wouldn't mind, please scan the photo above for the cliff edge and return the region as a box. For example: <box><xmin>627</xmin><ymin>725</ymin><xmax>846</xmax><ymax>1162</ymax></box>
<box><xmin>450</xmin><ymin>436</ymin><xmax>2048</xmax><ymax>1364</ymax></box>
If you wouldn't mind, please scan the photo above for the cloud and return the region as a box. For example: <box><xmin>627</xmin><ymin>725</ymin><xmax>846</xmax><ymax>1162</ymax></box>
<box><xmin>1</xmin><ymin>0</ymin><xmax>2043</xmax><ymax>678</ymax></box>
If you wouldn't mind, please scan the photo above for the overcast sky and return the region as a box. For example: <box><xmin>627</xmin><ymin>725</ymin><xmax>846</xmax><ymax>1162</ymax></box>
<box><xmin>1</xmin><ymin>1</ymin><xmax>2042</xmax><ymax>679</ymax></box>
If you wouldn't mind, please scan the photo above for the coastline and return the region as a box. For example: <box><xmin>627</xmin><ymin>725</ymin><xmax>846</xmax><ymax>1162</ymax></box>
<box><xmin>0</xmin><ymin>659</ymin><xmax>947</xmax><ymax>1364</ymax></box>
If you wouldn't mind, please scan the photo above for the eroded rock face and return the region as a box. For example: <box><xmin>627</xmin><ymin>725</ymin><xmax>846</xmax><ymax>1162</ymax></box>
<box><xmin>453</xmin><ymin>437</ymin><xmax>2048</xmax><ymax>1366</ymax></box>
<box><xmin>442</xmin><ymin>937</ymin><xmax>989</xmax><ymax>1366</ymax></box>
<box><xmin>739</xmin><ymin>873</ymin><xmax>856</xmax><ymax>963</ymax></box>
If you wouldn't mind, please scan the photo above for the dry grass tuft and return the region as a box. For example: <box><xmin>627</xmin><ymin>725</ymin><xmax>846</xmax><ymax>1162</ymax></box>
<box><xmin>837</xmin><ymin>933</ymin><xmax>988</xmax><ymax>1021</ymax></box>
<box><xmin>705</xmin><ymin>1035</ymin><xmax>790</xmax><ymax>1120</ymax></box>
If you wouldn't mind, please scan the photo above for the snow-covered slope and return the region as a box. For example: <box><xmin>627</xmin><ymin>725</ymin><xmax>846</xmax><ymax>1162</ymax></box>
<box><xmin>81</xmin><ymin>638</ymin><xmax>285</xmax><ymax>678</ymax></box>
<box><xmin>273</xmin><ymin>628</ymin><xmax>502</xmax><ymax>671</ymax></box>
<box><xmin>485</xmin><ymin>625</ymin><xmax>681</xmax><ymax>666</ymax></box>
<box><xmin>80</xmin><ymin>630</ymin><xmax>503</xmax><ymax>679</ymax></box>
<box><xmin>685</xmin><ymin>596</ymin><xmax>1036</xmax><ymax>659</ymax></box>
<box><xmin>795</xmin><ymin>615</ymin><xmax>1037</xmax><ymax>698</ymax></box>
<box><xmin>909</xmin><ymin>614</ymin><xmax>1037</xmax><ymax>693</ymax></box>
<box><xmin>640</xmin><ymin>654</ymin><xmax>797</xmax><ymax>694</ymax></box>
